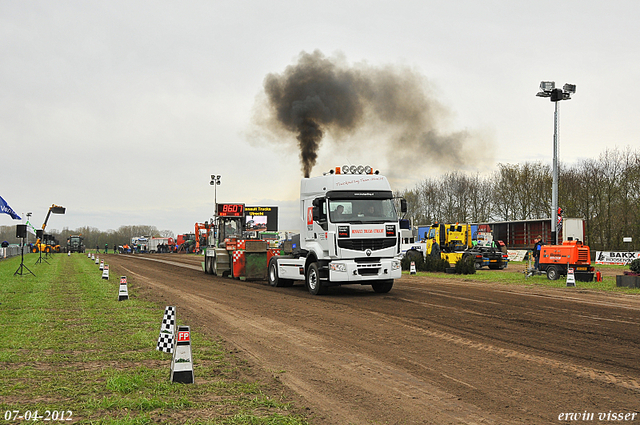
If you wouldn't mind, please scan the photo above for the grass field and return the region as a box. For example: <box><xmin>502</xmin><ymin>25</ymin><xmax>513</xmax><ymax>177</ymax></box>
<box><xmin>0</xmin><ymin>254</ymin><xmax>308</xmax><ymax>425</ymax></box>
<box><xmin>404</xmin><ymin>260</ymin><xmax>640</xmax><ymax>294</ymax></box>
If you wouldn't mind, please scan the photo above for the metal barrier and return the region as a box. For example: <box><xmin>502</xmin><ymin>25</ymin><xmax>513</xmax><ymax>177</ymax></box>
<box><xmin>1</xmin><ymin>245</ymin><xmax>30</xmax><ymax>259</ymax></box>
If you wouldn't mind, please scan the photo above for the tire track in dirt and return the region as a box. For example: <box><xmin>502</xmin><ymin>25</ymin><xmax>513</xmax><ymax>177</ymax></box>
<box><xmin>118</xmin><ymin>264</ymin><xmax>513</xmax><ymax>424</ymax></box>
<box><xmin>111</xmin><ymin>255</ymin><xmax>640</xmax><ymax>424</ymax></box>
<box><xmin>369</xmin><ymin>308</ymin><xmax>640</xmax><ymax>392</ymax></box>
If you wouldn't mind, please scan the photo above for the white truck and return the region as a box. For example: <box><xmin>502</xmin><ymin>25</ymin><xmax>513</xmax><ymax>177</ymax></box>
<box><xmin>267</xmin><ymin>165</ymin><xmax>405</xmax><ymax>295</ymax></box>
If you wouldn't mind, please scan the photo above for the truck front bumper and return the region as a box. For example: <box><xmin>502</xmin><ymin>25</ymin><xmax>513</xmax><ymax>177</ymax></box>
<box><xmin>328</xmin><ymin>258</ymin><xmax>402</xmax><ymax>283</ymax></box>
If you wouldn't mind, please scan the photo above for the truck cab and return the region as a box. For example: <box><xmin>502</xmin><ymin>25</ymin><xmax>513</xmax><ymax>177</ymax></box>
<box><xmin>269</xmin><ymin>166</ymin><xmax>403</xmax><ymax>295</ymax></box>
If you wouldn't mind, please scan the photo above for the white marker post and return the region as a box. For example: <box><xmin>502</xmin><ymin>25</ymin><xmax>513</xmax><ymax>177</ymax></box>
<box><xmin>102</xmin><ymin>264</ymin><xmax>109</xmax><ymax>280</ymax></box>
<box><xmin>566</xmin><ymin>267</ymin><xmax>576</xmax><ymax>287</ymax></box>
<box><xmin>99</xmin><ymin>260</ymin><xmax>104</xmax><ymax>270</ymax></box>
<box><xmin>410</xmin><ymin>261</ymin><xmax>416</xmax><ymax>275</ymax></box>
<box><xmin>171</xmin><ymin>326</ymin><xmax>194</xmax><ymax>384</ymax></box>
<box><xmin>118</xmin><ymin>276</ymin><xmax>129</xmax><ymax>301</ymax></box>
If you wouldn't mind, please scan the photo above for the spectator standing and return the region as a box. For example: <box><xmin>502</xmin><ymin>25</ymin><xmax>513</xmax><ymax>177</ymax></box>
<box><xmin>532</xmin><ymin>236</ymin><xmax>543</xmax><ymax>270</ymax></box>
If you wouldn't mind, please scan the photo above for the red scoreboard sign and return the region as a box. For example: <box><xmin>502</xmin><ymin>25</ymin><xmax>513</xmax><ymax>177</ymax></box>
<box><xmin>217</xmin><ymin>203</ymin><xmax>244</xmax><ymax>217</ymax></box>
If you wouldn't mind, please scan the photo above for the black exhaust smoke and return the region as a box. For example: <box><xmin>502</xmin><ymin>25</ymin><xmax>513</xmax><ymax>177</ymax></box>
<box><xmin>257</xmin><ymin>50</ymin><xmax>491</xmax><ymax>178</ymax></box>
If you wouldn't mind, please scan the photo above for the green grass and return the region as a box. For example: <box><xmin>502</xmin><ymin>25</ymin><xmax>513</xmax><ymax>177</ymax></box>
<box><xmin>404</xmin><ymin>261</ymin><xmax>640</xmax><ymax>293</ymax></box>
<box><xmin>0</xmin><ymin>254</ymin><xmax>308</xmax><ymax>424</ymax></box>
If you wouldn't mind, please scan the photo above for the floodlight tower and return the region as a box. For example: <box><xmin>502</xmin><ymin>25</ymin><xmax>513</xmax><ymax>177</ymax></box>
<box><xmin>210</xmin><ymin>175</ymin><xmax>221</xmax><ymax>235</ymax></box>
<box><xmin>537</xmin><ymin>81</ymin><xmax>576</xmax><ymax>245</ymax></box>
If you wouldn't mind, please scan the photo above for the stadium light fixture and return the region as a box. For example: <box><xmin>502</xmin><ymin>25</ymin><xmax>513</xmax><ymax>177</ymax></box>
<box><xmin>210</xmin><ymin>174</ymin><xmax>221</xmax><ymax>218</ymax></box>
<box><xmin>537</xmin><ymin>80</ymin><xmax>576</xmax><ymax>244</ymax></box>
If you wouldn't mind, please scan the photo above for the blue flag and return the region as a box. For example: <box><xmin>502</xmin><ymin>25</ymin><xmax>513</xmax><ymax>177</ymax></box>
<box><xmin>0</xmin><ymin>196</ymin><xmax>21</xmax><ymax>220</ymax></box>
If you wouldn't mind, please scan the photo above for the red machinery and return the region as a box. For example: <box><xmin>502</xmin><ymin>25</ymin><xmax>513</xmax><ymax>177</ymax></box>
<box><xmin>539</xmin><ymin>240</ymin><xmax>595</xmax><ymax>281</ymax></box>
<box><xmin>195</xmin><ymin>222</ymin><xmax>211</xmax><ymax>253</ymax></box>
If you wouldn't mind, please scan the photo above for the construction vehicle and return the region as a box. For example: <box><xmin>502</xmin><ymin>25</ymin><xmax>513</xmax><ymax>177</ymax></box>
<box><xmin>194</xmin><ymin>222</ymin><xmax>211</xmax><ymax>253</ymax></box>
<box><xmin>266</xmin><ymin>165</ymin><xmax>405</xmax><ymax>295</ymax></box>
<box><xmin>31</xmin><ymin>204</ymin><xmax>66</xmax><ymax>253</ymax></box>
<box><xmin>203</xmin><ymin>203</ymin><xmax>280</xmax><ymax>280</ymax></box>
<box><xmin>537</xmin><ymin>240</ymin><xmax>594</xmax><ymax>281</ymax></box>
<box><xmin>65</xmin><ymin>235</ymin><xmax>85</xmax><ymax>253</ymax></box>
<box><xmin>403</xmin><ymin>223</ymin><xmax>508</xmax><ymax>269</ymax></box>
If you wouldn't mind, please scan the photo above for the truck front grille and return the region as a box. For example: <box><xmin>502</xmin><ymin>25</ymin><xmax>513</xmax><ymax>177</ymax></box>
<box><xmin>338</xmin><ymin>238</ymin><xmax>396</xmax><ymax>251</ymax></box>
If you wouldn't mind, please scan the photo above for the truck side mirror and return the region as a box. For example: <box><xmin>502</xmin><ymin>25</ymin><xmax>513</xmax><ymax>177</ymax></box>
<box><xmin>400</xmin><ymin>199</ymin><xmax>407</xmax><ymax>213</ymax></box>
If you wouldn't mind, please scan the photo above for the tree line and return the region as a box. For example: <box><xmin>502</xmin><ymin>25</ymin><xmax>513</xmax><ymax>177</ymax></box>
<box><xmin>395</xmin><ymin>146</ymin><xmax>640</xmax><ymax>251</ymax></box>
<box><xmin>3</xmin><ymin>147</ymin><xmax>637</xmax><ymax>251</ymax></box>
<box><xmin>0</xmin><ymin>224</ymin><xmax>175</xmax><ymax>250</ymax></box>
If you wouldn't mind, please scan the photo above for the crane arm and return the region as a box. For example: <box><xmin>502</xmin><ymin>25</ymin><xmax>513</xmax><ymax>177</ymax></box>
<box><xmin>41</xmin><ymin>204</ymin><xmax>66</xmax><ymax>231</ymax></box>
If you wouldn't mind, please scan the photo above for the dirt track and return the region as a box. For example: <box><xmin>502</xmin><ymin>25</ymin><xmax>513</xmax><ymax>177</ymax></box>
<box><xmin>105</xmin><ymin>253</ymin><xmax>640</xmax><ymax>424</ymax></box>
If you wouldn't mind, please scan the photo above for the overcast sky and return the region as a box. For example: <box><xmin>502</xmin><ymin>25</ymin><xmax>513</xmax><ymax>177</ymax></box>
<box><xmin>2</xmin><ymin>1</ymin><xmax>638</xmax><ymax>235</ymax></box>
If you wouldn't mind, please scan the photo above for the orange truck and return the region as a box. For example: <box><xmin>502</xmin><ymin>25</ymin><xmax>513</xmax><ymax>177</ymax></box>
<box><xmin>539</xmin><ymin>240</ymin><xmax>595</xmax><ymax>281</ymax></box>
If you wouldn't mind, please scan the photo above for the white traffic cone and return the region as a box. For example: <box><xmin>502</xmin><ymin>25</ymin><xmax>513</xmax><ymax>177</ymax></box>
<box><xmin>102</xmin><ymin>264</ymin><xmax>109</xmax><ymax>280</ymax></box>
<box><xmin>118</xmin><ymin>276</ymin><xmax>129</xmax><ymax>301</ymax></box>
<box><xmin>566</xmin><ymin>267</ymin><xmax>576</xmax><ymax>287</ymax></box>
<box><xmin>99</xmin><ymin>260</ymin><xmax>104</xmax><ymax>270</ymax></box>
<box><xmin>95</xmin><ymin>256</ymin><xmax>99</xmax><ymax>265</ymax></box>
<box><xmin>68</xmin><ymin>251</ymin><xmax>71</xmax><ymax>257</ymax></box>
<box><xmin>170</xmin><ymin>326</ymin><xmax>194</xmax><ymax>384</ymax></box>
<box><xmin>410</xmin><ymin>261</ymin><xmax>416</xmax><ymax>275</ymax></box>
<box><xmin>156</xmin><ymin>306</ymin><xmax>176</xmax><ymax>353</ymax></box>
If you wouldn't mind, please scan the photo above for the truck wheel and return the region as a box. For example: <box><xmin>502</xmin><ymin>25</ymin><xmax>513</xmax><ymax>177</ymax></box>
<box><xmin>306</xmin><ymin>262</ymin><xmax>327</xmax><ymax>295</ymax></box>
<box><xmin>268</xmin><ymin>258</ymin><xmax>293</xmax><ymax>287</ymax></box>
<box><xmin>547</xmin><ymin>266</ymin><xmax>559</xmax><ymax>280</ymax></box>
<box><xmin>268</xmin><ymin>257</ymin><xmax>280</xmax><ymax>287</ymax></box>
<box><xmin>372</xmin><ymin>280</ymin><xmax>394</xmax><ymax>293</ymax></box>
<box><xmin>212</xmin><ymin>256</ymin><xmax>219</xmax><ymax>276</ymax></box>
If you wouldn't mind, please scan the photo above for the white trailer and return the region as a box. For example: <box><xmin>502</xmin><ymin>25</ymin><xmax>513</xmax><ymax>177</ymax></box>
<box><xmin>563</xmin><ymin>218</ymin><xmax>585</xmax><ymax>242</ymax></box>
<box><xmin>267</xmin><ymin>165</ymin><xmax>404</xmax><ymax>295</ymax></box>
<box><xmin>149</xmin><ymin>237</ymin><xmax>174</xmax><ymax>253</ymax></box>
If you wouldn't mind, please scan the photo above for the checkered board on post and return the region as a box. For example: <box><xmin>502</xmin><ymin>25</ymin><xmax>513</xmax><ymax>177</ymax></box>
<box><xmin>156</xmin><ymin>306</ymin><xmax>176</xmax><ymax>353</ymax></box>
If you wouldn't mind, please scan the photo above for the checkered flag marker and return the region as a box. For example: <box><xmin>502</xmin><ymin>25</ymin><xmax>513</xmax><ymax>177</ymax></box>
<box><xmin>156</xmin><ymin>306</ymin><xmax>176</xmax><ymax>353</ymax></box>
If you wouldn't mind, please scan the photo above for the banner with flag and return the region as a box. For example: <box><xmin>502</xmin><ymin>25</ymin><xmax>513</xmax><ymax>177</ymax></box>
<box><xmin>25</xmin><ymin>220</ymin><xmax>37</xmax><ymax>235</ymax></box>
<box><xmin>0</xmin><ymin>196</ymin><xmax>21</xmax><ymax>220</ymax></box>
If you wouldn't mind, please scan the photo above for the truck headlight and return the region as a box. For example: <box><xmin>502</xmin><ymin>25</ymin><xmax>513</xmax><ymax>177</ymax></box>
<box><xmin>330</xmin><ymin>263</ymin><xmax>347</xmax><ymax>272</ymax></box>
<box><xmin>392</xmin><ymin>260</ymin><xmax>401</xmax><ymax>270</ymax></box>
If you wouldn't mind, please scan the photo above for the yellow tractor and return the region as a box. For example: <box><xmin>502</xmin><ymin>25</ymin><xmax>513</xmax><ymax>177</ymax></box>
<box><xmin>423</xmin><ymin>223</ymin><xmax>472</xmax><ymax>266</ymax></box>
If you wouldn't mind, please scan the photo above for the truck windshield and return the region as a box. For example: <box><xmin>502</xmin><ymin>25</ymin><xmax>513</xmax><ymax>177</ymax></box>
<box><xmin>329</xmin><ymin>199</ymin><xmax>398</xmax><ymax>223</ymax></box>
